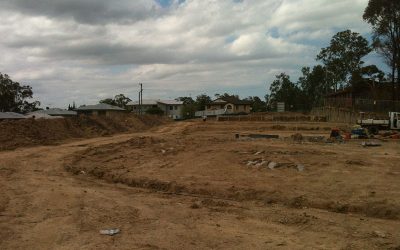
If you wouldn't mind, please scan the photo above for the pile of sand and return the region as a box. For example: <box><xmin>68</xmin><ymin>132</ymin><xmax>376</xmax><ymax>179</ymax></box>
<box><xmin>0</xmin><ymin>114</ymin><xmax>169</xmax><ymax>150</ymax></box>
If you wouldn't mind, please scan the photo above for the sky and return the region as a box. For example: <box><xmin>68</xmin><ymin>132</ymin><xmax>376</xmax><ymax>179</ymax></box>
<box><xmin>0</xmin><ymin>0</ymin><xmax>380</xmax><ymax>108</ymax></box>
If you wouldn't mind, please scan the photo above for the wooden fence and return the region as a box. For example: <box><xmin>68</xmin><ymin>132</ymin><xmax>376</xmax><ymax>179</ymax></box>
<box><xmin>311</xmin><ymin>107</ymin><xmax>358</xmax><ymax>124</ymax></box>
<box><xmin>216</xmin><ymin>114</ymin><xmax>327</xmax><ymax>122</ymax></box>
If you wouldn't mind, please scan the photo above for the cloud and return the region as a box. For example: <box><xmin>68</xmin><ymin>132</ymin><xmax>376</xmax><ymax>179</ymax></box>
<box><xmin>0</xmin><ymin>0</ymin><xmax>373</xmax><ymax>107</ymax></box>
<box><xmin>0</xmin><ymin>0</ymin><xmax>164</xmax><ymax>24</ymax></box>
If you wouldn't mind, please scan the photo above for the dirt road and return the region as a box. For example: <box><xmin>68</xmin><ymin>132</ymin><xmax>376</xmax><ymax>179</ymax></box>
<box><xmin>1</xmin><ymin>121</ymin><xmax>399</xmax><ymax>249</ymax></box>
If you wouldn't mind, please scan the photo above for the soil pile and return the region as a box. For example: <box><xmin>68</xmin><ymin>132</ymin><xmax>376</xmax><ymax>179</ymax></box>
<box><xmin>0</xmin><ymin>114</ymin><xmax>169</xmax><ymax>150</ymax></box>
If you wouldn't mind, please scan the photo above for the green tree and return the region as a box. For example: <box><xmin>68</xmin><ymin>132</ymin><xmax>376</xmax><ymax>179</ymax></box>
<box><xmin>297</xmin><ymin>65</ymin><xmax>327</xmax><ymax>110</ymax></box>
<box><xmin>195</xmin><ymin>94</ymin><xmax>212</xmax><ymax>111</ymax></box>
<box><xmin>244</xmin><ymin>96</ymin><xmax>267</xmax><ymax>112</ymax></box>
<box><xmin>316</xmin><ymin>30</ymin><xmax>372</xmax><ymax>91</ymax></box>
<box><xmin>100</xmin><ymin>94</ymin><xmax>131</xmax><ymax>108</ymax></box>
<box><xmin>351</xmin><ymin>65</ymin><xmax>385</xmax><ymax>94</ymax></box>
<box><xmin>0</xmin><ymin>73</ymin><xmax>40</xmax><ymax>113</ymax></box>
<box><xmin>67</xmin><ymin>101</ymin><xmax>76</xmax><ymax>110</ymax></box>
<box><xmin>176</xmin><ymin>97</ymin><xmax>196</xmax><ymax>119</ymax></box>
<box><xmin>269</xmin><ymin>73</ymin><xmax>303</xmax><ymax>111</ymax></box>
<box><xmin>176</xmin><ymin>96</ymin><xmax>195</xmax><ymax>105</ymax></box>
<box><xmin>99</xmin><ymin>98</ymin><xmax>116</xmax><ymax>106</ymax></box>
<box><xmin>114</xmin><ymin>94</ymin><xmax>132</xmax><ymax>108</ymax></box>
<box><xmin>363</xmin><ymin>0</ymin><xmax>400</xmax><ymax>100</ymax></box>
<box><xmin>214</xmin><ymin>93</ymin><xmax>240</xmax><ymax>100</ymax></box>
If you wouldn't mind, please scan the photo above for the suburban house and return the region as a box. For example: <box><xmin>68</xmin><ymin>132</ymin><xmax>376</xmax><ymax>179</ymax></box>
<box><xmin>324</xmin><ymin>82</ymin><xmax>400</xmax><ymax>112</ymax></box>
<box><xmin>0</xmin><ymin>112</ymin><xmax>26</xmax><ymax>121</ymax></box>
<box><xmin>29</xmin><ymin>108</ymin><xmax>77</xmax><ymax>117</ymax></box>
<box><xmin>127</xmin><ymin>99</ymin><xmax>184</xmax><ymax>120</ymax></box>
<box><xmin>75</xmin><ymin>103</ymin><xmax>126</xmax><ymax>117</ymax></box>
<box><xmin>206</xmin><ymin>97</ymin><xmax>252</xmax><ymax>114</ymax></box>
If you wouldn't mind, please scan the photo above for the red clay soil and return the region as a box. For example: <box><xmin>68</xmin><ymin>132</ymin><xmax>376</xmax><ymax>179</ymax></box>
<box><xmin>0</xmin><ymin>115</ymin><xmax>169</xmax><ymax>150</ymax></box>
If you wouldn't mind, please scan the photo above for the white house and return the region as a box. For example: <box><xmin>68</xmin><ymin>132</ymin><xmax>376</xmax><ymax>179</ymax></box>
<box><xmin>127</xmin><ymin>99</ymin><xmax>184</xmax><ymax>120</ymax></box>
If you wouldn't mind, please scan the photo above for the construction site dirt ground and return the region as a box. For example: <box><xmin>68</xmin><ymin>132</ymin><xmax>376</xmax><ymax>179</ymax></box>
<box><xmin>1</xmin><ymin>120</ymin><xmax>400</xmax><ymax>249</ymax></box>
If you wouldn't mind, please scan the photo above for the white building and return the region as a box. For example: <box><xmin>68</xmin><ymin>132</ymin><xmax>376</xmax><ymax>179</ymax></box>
<box><xmin>127</xmin><ymin>99</ymin><xmax>184</xmax><ymax>120</ymax></box>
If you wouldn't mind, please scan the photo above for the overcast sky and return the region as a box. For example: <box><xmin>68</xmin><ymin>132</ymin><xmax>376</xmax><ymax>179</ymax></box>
<box><xmin>0</xmin><ymin>0</ymin><xmax>378</xmax><ymax>108</ymax></box>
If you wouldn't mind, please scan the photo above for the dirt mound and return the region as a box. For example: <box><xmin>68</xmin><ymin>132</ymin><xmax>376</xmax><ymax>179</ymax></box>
<box><xmin>0</xmin><ymin>114</ymin><xmax>169</xmax><ymax>150</ymax></box>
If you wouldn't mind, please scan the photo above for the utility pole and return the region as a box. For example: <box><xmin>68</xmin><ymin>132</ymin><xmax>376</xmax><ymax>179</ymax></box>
<box><xmin>138</xmin><ymin>91</ymin><xmax>141</xmax><ymax>115</ymax></box>
<box><xmin>138</xmin><ymin>83</ymin><xmax>143</xmax><ymax>115</ymax></box>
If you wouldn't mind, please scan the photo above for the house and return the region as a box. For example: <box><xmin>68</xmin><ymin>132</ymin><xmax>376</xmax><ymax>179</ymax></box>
<box><xmin>206</xmin><ymin>97</ymin><xmax>252</xmax><ymax>114</ymax></box>
<box><xmin>126</xmin><ymin>99</ymin><xmax>184</xmax><ymax>119</ymax></box>
<box><xmin>0</xmin><ymin>112</ymin><xmax>26</xmax><ymax>121</ymax></box>
<box><xmin>29</xmin><ymin>108</ymin><xmax>77</xmax><ymax>117</ymax></box>
<box><xmin>324</xmin><ymin>82</ymin><xmax>400</xmax><ymax>112</ymax></box>
<box><xmin>75</xmin><ymin>103</ymin><xmax>126</xmax><ymax>117</ymax></box>
<box><xmin>127</xmin><ymin>99</ymin><xmax>160</xmax><ymax>114</ymax></box>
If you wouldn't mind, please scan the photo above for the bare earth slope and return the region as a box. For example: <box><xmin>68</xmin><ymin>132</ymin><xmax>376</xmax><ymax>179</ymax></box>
<box><xmin>0</xmin><ymin>115</ymin><xmax>169</xmax><ymax>150</ymax></box>
<box><xmin>1</xmin><ymin>121</ymin><xmax>399</xmax><ymax>249</ymax></box>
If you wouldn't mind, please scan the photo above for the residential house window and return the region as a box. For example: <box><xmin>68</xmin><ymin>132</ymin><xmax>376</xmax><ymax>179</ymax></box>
<box><xmin>169</xmin><ymin>106</ymin><xmax>173</xmax><ymax>110</ymax></box>
<box><xmin>174</xmin><ymin>106</ymin><xmax>178</xmax><ymax>110</ymax></box>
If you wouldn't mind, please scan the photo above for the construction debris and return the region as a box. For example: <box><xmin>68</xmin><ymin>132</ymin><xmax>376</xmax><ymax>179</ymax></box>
<box><xmin>297</xmin><ymin>164</ymin><xmax>305</xmax><ymax>172</ymax></box>
<box><xmin>247</xmin><ymin>134</ymin><xmax>279</xmax><ymax>139</ymax></box>
<box><xmin>361</xmin><ymin>141</ymin><xmax>382</xmax><ymax>147</ymax></box>
<box><xmin>99</xmin><ymin>228</ymin><xmax>120</xmax><ymax>236</ymax></box>
<box><xmin>351</xmin><ymin>126</ymin><xmax>369</xmax><ymax>139</ymax></box>
<box><xmin>372</xmin><ymin>230</ymin><xmax>387</xmax><ymax>238</ymax></box>
<box><xmin>268</xmin><ymin>161</ymin><xmax>278</xmax><ymax>170</ymax></box>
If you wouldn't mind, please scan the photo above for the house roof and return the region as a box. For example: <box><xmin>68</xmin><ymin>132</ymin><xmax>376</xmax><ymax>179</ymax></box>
<box><xmin>75</xmin><ymin>103</ymin><xmax>126</xmax><ymax>111</ymax></box>
<box><xmin>211</xmin><ymin>97</ymin><xmax>252</xmax><ymax>105</ymax></box>
<box><xmin>158</xmin><ymin>100</ymin><xmax>184</xmax><ymax>105</ymax></box>
<box><xmin>127</xmin><ymin>99</ymin><xmax>183</xmax><ymax>106</ymax></box>
<box><xmin>25</xmin><ymin>113</ymin><xmax>64</xmax><ymax>119</ymax></box>
<box><xmin>0</xmin><ymin>112</ymin><xmax>26</xmax><ymax>119</ymax></box>
<box><xmin>326</xmin><ymin>88</ymin><xmax>352</xmax><ymax>97</ymax></box>
<box><xmin>30</xmin><ymin>108</ymin><xmax>77</xmax><ymax>116</ymax></box>
<box><xmin>127</xmin><ymin>99</ymin><xmax>159</xmax><ymax>106</ymax></box>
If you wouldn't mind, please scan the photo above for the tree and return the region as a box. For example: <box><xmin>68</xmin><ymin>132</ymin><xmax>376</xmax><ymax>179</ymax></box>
<box><xmin>0</xmin><ymin>73</ymin><xmax>40</xmax><ymax>113</ymax></box>
<box><xmin>269</xmin><ymin>73</ymin><xmax>303</xmax><ymax>111</ymax></box>
<box><xmin>244</xmin><ymin>96</ymin><xmax>267</xmax><ymax>112</ymax></box>
<box><xmin>176</xmin><ymin>96</ymin><xmax>195</xmax><ymax>105</ymax></box>
<box><xmin>114</xmin><ymin>94</ymin><xmax>132</xmax><ymax>108</ymax></box>
<box><xmin>68</xmin><ymin>101</ymin><xmax>76</xmax><ymax>110</ymax></box>
<box><xmin>363</xmin><ymin>0</ymin><xmax>400</xmax><ymax>100</ymax></box>
<box><xmin>297</xmin><ymin>65</ymin><xmax>327</xmax><ymax>110</ymax></box>
<box><xmin>351</xmin><ymin>65</ymin><xmax>386</xmax><ymax>96</ymax></box>
<box><xmin>99</xmin><ymin>98</ymin><xmax>116</xmax><ymax>106</ymax></box>
<box><xmin>176</xmin><ymin>97</ymin><xmax>196</xmax><ymax>119</ymax></box>
<box><xmin>214</xmin><ymin>93</ymin><xmax>240</xmax><ymax>100</ymax></box>
<box><xmin>195</xmin><ymin>94</ymin><xmax>212</xmax><ymax>111</ymax></box>
<box><xmin>316</xmin><ymin>30</ymin><xmax>372</xmax><ymax>91</ymax></box>
<box><xmin>99</xmin><ymin>94</ymin><xmax>131</xmax><ymax>108</ymax></box>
